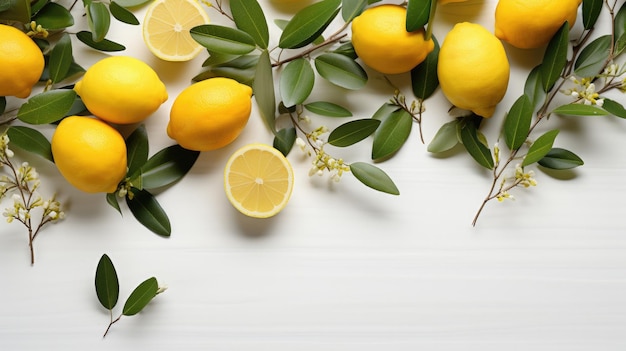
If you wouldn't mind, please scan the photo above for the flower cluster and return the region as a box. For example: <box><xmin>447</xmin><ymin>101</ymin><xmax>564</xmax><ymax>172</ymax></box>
<box><xmin>25</xmin><ymin>21</ymin><xmax>49</xmax><ymax>39</ymax></box>
<box><xmin>562</xmin><ymin>77</ymin><xmax>605</xmax><ymax>106</ymax></box>
<box><xmin>495</xmin><ymin>164</ymin><xmax>538</xmax><ymax>202</ymax></box>
<box><xmin>296</xmin><ymin>125</ymin><xmax>350</xmax><ymax>183</ymax></box>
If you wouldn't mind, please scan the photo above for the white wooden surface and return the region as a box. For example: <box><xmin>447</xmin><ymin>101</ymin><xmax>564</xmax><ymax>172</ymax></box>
<box><xmin>2</xmin><ymin>0</ymin><xmax>626</xmax><ymax>350</ymax></box>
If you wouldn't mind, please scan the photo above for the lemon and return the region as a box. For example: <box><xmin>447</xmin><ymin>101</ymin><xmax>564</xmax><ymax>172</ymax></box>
<box><xmin>0</xmin><ymin>24</ymin><xmax>45</xmax><ymax>99</ymax></box>
<box><xmin>167</xmin><ymin>77</ymin><xmax>252</xmax><ymax>151</ymax></box>
<box><xmin>74</xmin><ymin>56</ymin><xmax>168</xmax><ymax>125</ymax></box>
<box><xmin>437</xmin><ymin>22</ymin><xmax>510</xmax><ymax>118</ymax></box>
<box><xmin>224</xmin><ymin>143</ymin><xmax>294</xmax><ymax>218</ymax></box>
<box><xmin>51</xmin><ymin>116</ymin><xmax>127</xmax><ymax>194</ymax></box>
<box><xmin>143</xmin><ymin>0</ymin><xmax>210</xmax><ymax>61</ymax></box>
<box><xmin>351</xmin><ymin>4</ymin><xmax>435</xmax><ymax>75</ymax></box>
<box><xmin>495</xmin><ymin>0</ymin><xmax>582</xmax><ymax>49</ymax></box>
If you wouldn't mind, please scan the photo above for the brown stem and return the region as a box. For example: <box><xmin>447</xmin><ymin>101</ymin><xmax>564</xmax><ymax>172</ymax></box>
<box><xmin>272</xmin><ymin>33</ymin><xmax>349</xmax><ymax>68</ymax></box>
<box><xmin>103</xmin><ymin>313</ymin><xmax>122</xmax><ymax>338</ymax></box>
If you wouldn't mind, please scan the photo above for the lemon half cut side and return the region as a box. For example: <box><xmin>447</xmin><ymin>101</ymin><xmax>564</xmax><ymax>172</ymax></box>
<box><xmin>143</xmin><ymin>0</ymin><xmax>209</xmax><ymax>61</ymax></box>
<box><xmin>224</xmin><ymin>144</ymin><xmax>295</xmax><ymax>219</ymax></box>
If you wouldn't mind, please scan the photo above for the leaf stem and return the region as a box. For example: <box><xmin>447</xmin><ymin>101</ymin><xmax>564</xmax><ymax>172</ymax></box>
<box><xmin>103</xmin><ymin>312</ymin><xmax>122</xmax><ymax>338</ymax></box>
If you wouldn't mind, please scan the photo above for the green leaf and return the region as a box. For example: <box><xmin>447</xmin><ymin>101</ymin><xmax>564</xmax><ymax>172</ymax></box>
<box><xmin>333</xmin><ymin>42</ymin><xmax>358</xmax><ymax>59</ymax></box>
<box><xmin>87</xmin><ymin>2</ymin><xmax>111</xmax><ymax>42</ymax></box>
<box><xmin>230</xmin><ymin>0</ymin><xmax>268</xmax><ymax>49</ymax></box>
<box><xmin>278</xmin><ymin>0</ymin><xmax>341</xmax><ymax>49</ymax></box>
<box><xmin>207</xmin><ymin>56</ymin><xmax>258</xmax><ymax>85</ymax></box>
<box><xmin>304</xmin><ymin>101</ymin><xmax>352</xmax><ymax>117</ymax></box>
<box><xmin>552</xmin><ymin>103</ymin><xmax>609</xmax><ymax>116</ymax></box>
<box><xmin>109</xmin><ymin>1</ymin><xmax>139</xmax><ymax>25</ymax></box>
<box><xmin>427</xmin><ymin>119</ymin><xmax>460</xmax><ymax>153</ymax></box>
<box><xmin>280</xmin><ymin>58</ymin><xmax>315</xmax><ymax>107</ymax></box>
<box><xmin>602</xmin><ymin>98</ymin><xmax>626</xmax><ymax>118</ymax></box>
<box><xmin>371</xmin><ymin>103</ymin><xmax>400</xmax><ymax>121</ymax></box>
<box><xmin>538</xmin><ymin>147</ymin><xmax>584</xmax><ymax>169</ymax></box>
<box><xmin>342</xmin><ymin>0</ymin><xmax>367</xmax><ymax>22</ymax></box>
<box><xmin>202</xmin><ymin>52</ymin><xmax>240</xmax><ymax>67</ymax></box>
<box><xmin>65</xmin><ymin>95</ymin><xmax>88</xmax><ymax>116</ymax></box>
<box><xmin>273</xmin><ymin>127</ymin><xmax>296</xmax><ymax>156</ymax></box>
<box><xmin>524</xmin><ymin>65</ymin><xmax>547</xmax><ymax>111</ymax></box>
<box><xmin>328</xmin><ymin>119</ymin><xmax>380</xmax><ymax>147</ymax></box>
<box><xmin>29</xmin><ymin>0</ymin><xmax>50</xmax><ymax>16</ymax></box>
<box><xmin>582</xmin><ymin>0</ymin><xmax>603</xmax><ymax>30</ymax></box>
<box><xmin>106</xmin><ymin>192</ymin><xmax>122</xmax><ymax>215</ymax></box>
<box><xmin>95</xmin><ymin>254</ymin><xmax>119</xmax><ymax>310</ymax></box>
<box><xmin>574</xmin><ymin>35</ymin><xmax>611</xmax><ymax>78</ymax></box>
<box><xmin>406</xmin><ymin>0</ymin><xmax>430</xmax><ymax>32</ymax></box>
<box><xmin>122</xmin><ymin>277</ymin><xmax>158</xmax><ymax>316</ymax></box>
<box><xmin>0</xmin><ymin>0</ymin><xmax>30</xmax><ymax>23</ymax></box>
<box><xmin>76</xmin><ymin>31</ymin><xmax>126</xmax><ymax>51</ymax></box>
<box><xmin>32</xmin><ymin>2</ymin><xmax>74</xmax><ymax>30</ymax></box>
<box><xmin>314</xmin><ymin>53</ymin><xmax>368</xmax><ymax>90</ymax></box>
<box><xmin>113</xmin><ymin>0</ymin><xmax>152</xmax><ymax>7</ymax></box>
<box><xmin>350</xmin><ymin>162</ymin><xmax>399</xmax><ymax>195</ymax></box>
<box><xmin>253</xmin><ymin>50</ymin><xmax>277</xmax><ymax>133</ymax></box>
<box><xmin>0</xmin><ymin>96</ymin><xmax>6</xmax><ymax>115</ymax></box>
<box><xmin>6</xmin><ymin>126</ymin><xmax>52</xmax><ymax>162</ymax></box>
<box><xmin>411</xmin><ymin>35</ymin><xmax>439</xmax><ymax>99</ymax></box>
<box><xmin>615</xmin><ymin>1</ymin><xmax>626</xmax><ymax>41</ymax></box>
<box><xmin>522</xmin><ymin>129</ymin><xmax>559</xmax><ymax>167</ymax></box>
<box><xmin>541</xmin><ymin>22</ymin><xmax>569</xmax><ymax>92</ymax></box>
<box><xmin>140</xmin><ymin>144</ymin><xmax>200</xmax><ymax>190</ymax></box>
<box><xmin>503</xmin><ymin>95</ymin><xmax>532</xmax><ymax>150</ymax></box>
<box><xmin>460</xmin><ymin>122</ymin><xmax>494</xmax><ymax>170</ymax></box>
<box><xmin>126</xmin><ymin>125</ymin><xmax>149</xmax><ymax>178</ymax></box>
<box><xmin>190</xmin><ymin>25</ymin><xmax>256</xmax><ymax>55</ymax></box>
<box><xmin>17</xmin><ymin>90</ymin><xmax>76</xmax><ymax>124</ymax></box>
<box><xmin>127</xmin><ymin>189</ymin><xmax>171</xmax><ymax>237</ymax></box>
<box><xmin>48</xmin><ymin>33</ymin><xmax>72</xmax><ymax>84</ymax></box>
<box><xmin>372</xmin><ymin>109</ymin><xmax>412</xmax><ymax>160</ymax></box>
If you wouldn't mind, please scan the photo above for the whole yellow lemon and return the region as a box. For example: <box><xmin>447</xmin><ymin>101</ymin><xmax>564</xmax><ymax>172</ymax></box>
<box><xmin>495</xmin><ymin>0</ymin><xmax>582</xmax><ymax>49</ymax></box>
<box><xmin>0</xmin><ymin>24</ymin><xmax>45</xmax><ymax>99</ymax></box>
<box><xmin>351</xmin><ymin>4</ymin><xmax>435</xmax><ymax>75</ymax></box>
<box><xmin>167</xmin><ymin>78</ymin><xmax>253</xmax><ymax>151</ymax></box>
<box><xmin>438</xmin><ymin>22</ymin><xmax>510</xmax><ymax>118</ymax></box>
<box><xmin>74</xmin><ymin>56</ymin><xmax>168</xmax><ymax>125</ymax></box>
<box><xmin>51</xmin><ymin>116</ymin><xmax>127</xmax><ymax>193</ymax></box>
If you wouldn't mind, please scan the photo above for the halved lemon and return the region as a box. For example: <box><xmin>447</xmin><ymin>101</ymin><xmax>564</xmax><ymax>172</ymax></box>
<box><xmin>224</xmin><ymin>144</ymin><xmax>294</xmax><ymax>218</ymax></box>
<box><xmin>143</xmin><ymin>0</ymin><xmax>209</xmax><ymax>61</ymax></box>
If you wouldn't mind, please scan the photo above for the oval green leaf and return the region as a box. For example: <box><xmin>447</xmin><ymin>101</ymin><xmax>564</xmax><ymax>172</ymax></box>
<box><xmin>253</xmin><ymin>50</ymin><xmax>277</xmax><ymax>133</ymax></box>
<box><xmin>427</xmin><ymin>119</ymin><xmax>460</xmax><ymax>153</ymax></box>
<box><xmin>231</xmin><ymin>0</ymin><xmax>268</xmax><ymax>49</ymax></box>
<box><xmin>541</xmin><ymin>22</ymin><xmax>569</xmax><ymax>92</ymax></box>
<box><xmin>314</xmin><ymin>53</ymin><xmax>368</xmax><ymax>90</ymax></box>
<box><xmin>33</xmin><ymin>2</ymin><xmax>74</xmax><ymax>30</ymax></box>
<box><xmin>602</xmin><ymin>98</ymin><xmax>626</xmax><ymax>118</ymax></box>
<box><xmin>49</xmin><ymin>33</ymin><xmax>73</xmax><ymax>84</ymax></box>
<box><xmin>522</xmin><ymin>129</ymin><xmax>559</xmax><ymax>167</ymax></box>
<box><xmin>615</xmin><ymin>1</ymin><xmax>626</xmax><ymax>41</ymax></box>
<box><xmin>126</xmin><ymin>125</ymin><xmax>149</xmax><ymax>178</ymax></box>
<box><xmin>538</xmin><ymin>147</ymin><xmax>584</xmax><ymax>169</ymax></box>
<box><xmin>411</xmin><ymin>35</ymin><xmax>439</xmax><ymax>99</ymax></box>
<box><xmin>110</xmin><ymin>1</ymin><xmax>139</xmax><ymax>25</ymax></box>
<box><xmin>328</xmin><ymin>118</ymin><xmax>380</xmax><ymax>147</ymax></box>
<box><xmin>350</xmin><ymin>162</ymin><xmax>399</xmax><ymax>195</ymax></box>
<box><xmin>106</xmin><ymin>192</ymin><xmax>122</xmax><ymax>215</ymax></box>
<box><xmin>460</xmin><ymin>122</ymin><xmax>494</xmax><ymax>170</ymax></box>
<box><xmin>76</xmin><ymin>31</ymin><xmax>126</xmax><ymax>51</ymax></box>
<box><xmin>87</xmin><ymin>2</ymin><xmax>111</xmax><ymax>42</ymax></box>
<box><xmin>552</xmin><ymin>103</ymin><xmax>609</xmax><ymax>116</ymax></box>
<box><xmin>582</xmin><ymin>0</ymin><xmax>603</xmax><ymax>30</ymax></box>
<box><xmin>503</xmin><ymin>95</ymin><xmax>532</xmax><ymax>150</ymax></box>
<box><xmin>575</xmin><ymin>35</ymin><xmax>611</xmax><ymax>78</ymax></box>
<box><xmin>17</xmin><ymin>89</ymin><xmax>76</xmax><ymax>124</ymax></box>
<box><xmin>342</xmin><ymin>0</ymin><xmax>368</xmax><ymax>22</ymax></box>
<box><xmin>372</xmin><ymin>110</ymin><xmax>412</xmax><ymax>160</ymax></box>
<box><xmin>126</xmin><ymin>189</ymin><xmax>171</xmax><ymax>237</ymax></box>
<box><xmin>304</xmin><ymin>101</ymin><xmax>352</xmax><ymax>117</ymax></box>
<box><xmin>278</xmin><ymin>0</ymin><xmax>341</xmax><ymax>49</ymax></box>
<box><xmin>406</xmin><ymin>0</ymin><xmax>430</xmax><ymax>32</ymax></box>
<box><xmin>95</xmin><ymin>254</ymin><xmax>119</xmax><ymax>310</ymax></box>
<box><xmin>524</xmin><ymin>65</ymin><xmax>547</xmax><ymax>111</ymax></box>
<box><xmin>0</xmin><ymin>0</ymin><xmax>30</xmax><ymax>23</ymax></box>
<box><xmin>273</xmin><ymin>127</ymin><xmax>297</xmax><ymax>156</ymax></box>
<box><xmin>280</xmin><ymin>58</ymin><xmax>315</xmax><ymax>107</ymax></box>
<box><xmin>122</xmin><ymin>277</ymin><xmax>158</xmax><ymax>316</ymax></box>
<box><xmin>6</xmin><ymin>126</ymin><xmax>53</xmax><ymax>162</ymax></box>
<box><xmin>140</xmin><ymin>144</ymin><xmax>200</xmax><ymax>190</ymax></box>
<box><xmin>190</xmin><ymin>25</ymin><xmax>256</xmax><ymax>55</ymax></box>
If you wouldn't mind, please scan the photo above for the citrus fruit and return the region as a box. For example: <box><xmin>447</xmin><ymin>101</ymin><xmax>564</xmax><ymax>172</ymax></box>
<box><xmin>224</xmin><ymin>143</ymin><xmax>294</xmax><ymax>218</ymax></box>
<box><xmin>351</xmin><ymin>4</ymin><xmax>435</xmax><ymax>75</ymax></box>
<box><xmin>438</xmin><ymin>22</ymin><xmax>510</xmax><ymax>118</ymax></box>
<box><xmin>167</xmin><ymin>77</ymin><xmax>252</xmax><ymax>151</ymax></box>
<box><xmin>143</xmin><ymin>0</ymin><xmax>210</xmax><ymax>61</ymax></box>
<box><xmin>495</xmin><ymin>0</ymin><xmax>582</xmax><ymax>49</ymax></box>
<box><xmin>51</xmin><ymin>116</ymin><xmax>127</xmax><ymax>194</ymax></box>
<box><xmin>74</xmin><ymin>56</ymin><xmax>168</xmax><ymax>125</ymax></box>
<box><xmin>0</xmin><ymin>24</ymin><xmax>45</xmax><ymax>99</ymax></box>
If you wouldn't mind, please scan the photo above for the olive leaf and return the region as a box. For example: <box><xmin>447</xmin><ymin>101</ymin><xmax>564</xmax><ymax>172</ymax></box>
<box><xmin>190</xmin><ymin>25</ymin><xmax>257</xmax><ymax>55</ymax></box>
<box><xmin>17</xmin><ymin>89</ymin><xmax>76</xmax><ymax>124</ymax></box>
<box><xmin>76</xmin><ymin>31</ymin><xmax>126</xmax><ymax>51</ymax></box>
<box><xmin>405</xmin><ymin>0</ymin><xmax>430</xmax><ymax>32</ymax></box>
<box><xmin>122</xmin><ymin>277</ymin><xmax>158</xmax><ymax>316</ymax></box>
<box><xmin>552</xmin><ymin>103</ymin><xmax>609</xmax><ymax>116</ymax></box>
<box><xmin>253</xmin><ymin>50</ymin><xmax>277</xmax><ymax>133</ymax></box>
<box><xmin>139</xmin><ymin>144</ymin><xmax>200</xmax><ymax>190</ymax></box>
<box><xmin>32</xmin><ymin>2</ymin><xmax>74</xmax><ymax>30</ymax></box>
<box><xmin>273</xmin><ymin>127</ymin><xmax>297</xmax><ymax>156</ymax></box>
<box><xmin>582</xmin><ymin>0</ymin><xmax>603</xmax><ymax>30</ymax></box>
<box><xmin>427</xmin><ymin>119</ymin><xmax>460</xmax><ymax>153</ymax></box>
<box><xmin>614</xmin><ymin>1</ymin><xmax>626</xmax><ymax>42</ymax></box>
<box><xmin>538</xmin><ymin>147</ymin><xmax>584</xmax><ymax>170</ymax></box>
<box><xmin>125</xmin><ymin>125</ymin><xmax>149</xmax><ymax>178</ymax></box>
<box><xmin>126</xmin><ymin>189</ymin><xmax>171</xmax><ymax>237</ymax></box>
<box><xmin>0</xmin><ymin>0</ymin><xmax>30</xmax><ymax>23</ymax></box>
<box><xmin>574</xmin><ymin>35</ymin><xmax>611</xmax><ymax>78</ymax></box>
<box><xmin>328</xmin><ymin>118</ymin><xmax>381</xmax><ymax>147</ymax></box>
<box><xmin>503</xmin><ymin>95</ymin><xmax>532</xmax><ymax>150</ymax></box>
<box><xmin>106</xmin><ymin>192</ymin><xmax>122</xmax><ymax>215</ymax></box>
<box><xmin>350</xmin><ymin>162</ymin><xmax>400</xmax><ymax>195</ymax></box>
<box><xmin>202</xmin><ymin>52</ymin><xmax>240</xmax><ymax>67</ymax></box>
<box><xmin>199</xmin><ymin>54</ymin><xmax>259</xmax><ymax>85</ymax></box>
<box><xmin>278</xmin><ymin>0</ymin><xmax>341</xmax><ymax>49</ymax></box>
<box><xmin>95</xmin><ymin>254</ymin><xmax>119</xmax><ymax>311</ymax></box>
<box><xmin>342</xmin><ymin>0</ymin><xmax>368</xmax><ymax>22</ymax></box>
<box><xmin>524</xmin><ymin>65</ymin><xmax>547</xmax><ymax>111</ymax></box>
<box><xmin>86</xmin><ymin>1</ymin><xmax>111</xmax><ymax>42</ymax></box>
<box><xmin>109</xmin><ymin>1</ymin><xmax>139</xmax><ymax>26</ymax></box>
<box><xmin>314</xmin><ymin>53</ymin><xmax>368</xmax><ymax>90</ymax></box>
<box><xmin>411</xmin><ymin>35</ymin><xmax>439</xmax><ymax>100</ymax></box>
<box><xmin>304</xmin><ymin>101</ymin><xmax>352</xmax><ymax>117</ymax></box>
<box><xmin>541</xmin><ymin>22</ymin><xmax>569</xmax><ymax>92</ymax></box>
<box><xmin>231</xmin><ymin>0</ymin><xmax>269</xmax><ymax>49</ymax></box>
<box><xmin>602</xmin><ymin>98</ymin><xmax>626</xmax><ymax>118</ymax></box>
<box><xmin>6</xmin><ymin>126</ymin><xmax>53</xmax><ymax>162</ymax></box>
<box><xmin>48</xmin><ymin>33</ymin><xmax>73</xmax><ymax>84</ymax></box>
<box><xmin>522</xmin><ymin>129</ymin><xmax>559</xmax><ymax>167</ymax></box>
<box><xmin>460</xmin><ymin>122</ymin><xmax>494</xmax><ymax>170</ymax></box>
<box><xmin>280</xmin><ymin>58</ymin><xmax>315</xmax><ymax>107</ymax></box>
<box><xmin>372</xmin><ymin>109</ymin><xmax>412</xmax><ymax>160</ymax></box>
